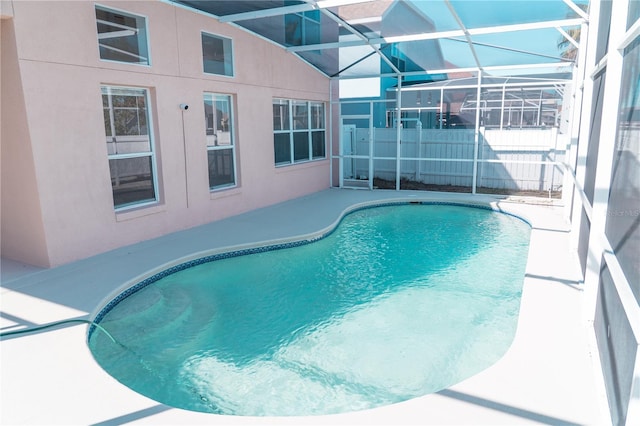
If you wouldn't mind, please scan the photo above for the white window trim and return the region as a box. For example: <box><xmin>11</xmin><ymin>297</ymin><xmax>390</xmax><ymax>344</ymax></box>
<box><xmin>201</xmin><ymin>31</ymin><xmax>235</xmax><ymax>78</ymax></box>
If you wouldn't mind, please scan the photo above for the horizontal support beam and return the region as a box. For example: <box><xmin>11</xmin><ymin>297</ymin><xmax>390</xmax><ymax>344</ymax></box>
<box><xmin>288</xmin><ymin>18</ymin><xmax>585</xmax><ymax>52</ymax></box>
<box><xmin>219</xmin><ymin>3</ymin><xmax>314</xmax><ymax>22</ymax></box>
<box><xmin>398</xmin><ymin>80</ymin><xmax>572</xmax><ymax>91</ymax></box>
<box><xmin>334</xmin><ymin>61</ymin><xmax>574</xmax><ymax>80</ymax></box>
<box><xmin>218</xmin><ymin>0</ymin><xmax>373</xmax><ymax>23</ymax></box>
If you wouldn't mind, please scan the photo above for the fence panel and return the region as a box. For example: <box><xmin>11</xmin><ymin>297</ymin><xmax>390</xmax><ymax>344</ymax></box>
<box><xmin>368</xmin><ymin>127</ymin><xmax>564</xmax><ymax>195</ymax></box>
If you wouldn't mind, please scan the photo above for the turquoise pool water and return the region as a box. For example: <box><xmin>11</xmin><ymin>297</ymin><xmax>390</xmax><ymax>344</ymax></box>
<box><xmin>88</xmin><ymin>203</ymin><xmax>531</xmax><ymax>416</ymax></box>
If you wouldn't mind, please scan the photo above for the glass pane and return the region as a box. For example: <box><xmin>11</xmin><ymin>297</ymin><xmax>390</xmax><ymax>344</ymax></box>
<box><xmin>310</xmin><ymin>102</ymin><xmax>324</xmax><ymax>129</ymax></box>
<box><xmin>110</xmin><ymin>156</ymin><xmax>155</xmax><ymax>208</ymax></box>
<box><xmin>293</xmin><ymin>132</ymin><xmax>310</xmax><ymax>161</ymax></box>
<box><xmin>584</xmin><ymin>72</ymin><xmax>606</xmax><ymax>204</ymax></box>
<box><xmin>274</xmin><ymin>133</ymin><xmax>291</xmax><ymax>165</ymax></box>
<box><xmin>208</xmin><ymin>149</ymin><xmax>235</xmax><ymax>189</ymax></box>
<box><xmin>102</xmin><ymin>87</ymin><xmax>151</xmax><ymax>154</ymax></box>
<box><xmin>103</xmin><ymin>107</ymin><xmax>112</xmax><ymax>137</ymax></box>
<box><xmin>111</xmin><ymin>94</ymin><xmax>143</xmax><ymax>108</ymax></box>
<box><xmin>204</xmin><ymin>97</ymin><xmax>214</xmax><ymax>137</ymax></box>
<box><xmin>204</xmin><ymin>94</ymin><xmax>233</xmax><ymax>147</ymax></box>
<box><xmin>293</xmin><ymin>101</ymin><xmax>308</xmax><ymax>130</ymax></box>
<box><xmin>596</xmin><ymin>1</ymin><xmax>613</xmax><ymax>63</ymax></box>
<box><xmin>202</xmin><ymin>33</ymin><xmax>233</xmax><ymax>76</ymax></box>
<box><xmin>96</xmin><ymin>6</ymin><xmax>149</xmax><ymax>65</ymax></box>
<box><xmin>273</xmin><ymin>100</ymin><xmax>290</xmax><ymax>131</ymax></box>
<box><xmin>311</xmin><ymin>131</ymin><xmax>325</xmax><ymax>158</ymax></box>
<box><xmin>113</xmin><ymin>109</ymin><xmax>144</xmax><ymax>136</ymax></box>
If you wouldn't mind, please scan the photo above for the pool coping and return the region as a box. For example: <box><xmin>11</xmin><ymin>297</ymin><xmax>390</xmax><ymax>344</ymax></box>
<box><xmin>0</xmin><ymin>189</ymin><xmax>611</xmax><ymax>425</ymax></box>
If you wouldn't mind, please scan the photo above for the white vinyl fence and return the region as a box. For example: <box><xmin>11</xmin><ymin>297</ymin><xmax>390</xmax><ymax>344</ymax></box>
<box><xmin>344</xmin><ymin>126</ymin><xmax>564</xmax><ymax>193</ymax></box>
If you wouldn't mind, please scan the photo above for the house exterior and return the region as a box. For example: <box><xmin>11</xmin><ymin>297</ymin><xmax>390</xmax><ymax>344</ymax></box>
<box><xmin>1</xmin><ymin>0</ymin><xmax>331</xmax><ymax>268</ymax></box>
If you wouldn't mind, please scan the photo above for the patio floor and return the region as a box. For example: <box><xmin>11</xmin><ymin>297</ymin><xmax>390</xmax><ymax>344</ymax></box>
<box><xmin>1</xmin><ymin>188</ymin><xmax>611</xmax><ymax>425</ymax></box>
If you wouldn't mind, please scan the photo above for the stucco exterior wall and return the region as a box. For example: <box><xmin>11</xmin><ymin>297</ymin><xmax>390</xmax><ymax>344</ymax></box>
<box><xmin>1</xmin><ymin>17</ymin><xmax>50</xmax><ymax>266</ymax></box>
<box><xmin>1</xmin><ymin>0</ymin><xmax>330</xmax><ymax>267</ymax></box>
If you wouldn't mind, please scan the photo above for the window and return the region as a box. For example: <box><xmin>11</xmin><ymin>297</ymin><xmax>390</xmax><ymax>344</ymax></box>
<box><xmin>102</xmin><ymin>86</ymin><xmax>158</xmax><ymax>209</ymax></box>
<box><xmin>204</xmin><ymin>93</ymin><xmax>236</xmax><ymax>190</ymax></box>
<box><xmin>202</xmin><ymin>32</ymin><xmax>233</xmax><ymax>77</ymax></box>
<box><xmin>95</xmin><ymin>6</ymin><xmax>149</xmax><ymax>65</ymax></box>
<box><xmin>273</xmin><ymin>99</ymin><xmax>326</xmax><ymax>166</ymax></box>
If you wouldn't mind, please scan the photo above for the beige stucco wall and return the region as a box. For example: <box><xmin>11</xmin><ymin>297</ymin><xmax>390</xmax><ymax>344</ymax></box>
<box><xmin>1</xmin><ymin>16</ymin><xmax>50</xmax><ymax>266</ymax></box>
<box><xmin>1</xmin><ymin>0</ymin><xmax>330</xmax><ymax>267</ymax></box>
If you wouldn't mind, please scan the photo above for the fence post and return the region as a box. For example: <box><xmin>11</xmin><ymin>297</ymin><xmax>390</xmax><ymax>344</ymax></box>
<box><xmin>395</xmin><ymin>78</ymin><xmax>402</xmax><ymax>190</ymax></box>
<box><xmin>472</xmin><ymin>73</ymin><xmax>482</xmax><ymax>194</ymax></box>
<box><xmin>415</xmin><ymin>121</ymin><xmax>422</xmax><ymax>181</ymax></box>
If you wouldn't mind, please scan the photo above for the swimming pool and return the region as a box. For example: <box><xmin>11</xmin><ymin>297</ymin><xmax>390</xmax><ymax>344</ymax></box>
<box><xmin>88</xmin><ymin>202</ymin><xmax>531</xmax><ymax>416</ymax></box>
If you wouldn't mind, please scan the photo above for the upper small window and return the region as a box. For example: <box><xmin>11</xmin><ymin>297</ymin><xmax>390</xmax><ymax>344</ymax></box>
<box><xmin>202</xmin><ymin>32</ymin><xmax>234</xmax><ymax>77</ymax></box>
<box><xmin>95</xmin><ymin>6</ymin><xmax>149</xmax><ymax>65</ymax></box>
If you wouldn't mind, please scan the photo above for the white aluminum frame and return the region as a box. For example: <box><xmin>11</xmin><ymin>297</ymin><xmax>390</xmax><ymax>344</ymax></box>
<box><xmin>335</xmin><ymin>76</ymin><xmax>568</xmax><ymax>194</ymax></box>
<box><xmin>201</xmin><ymin>31</ymin><xmax>235</xmax><ymax>78</ymax></box>
<box><xmin>203</xmin><ymin>92</ymin><xmax>238</xmax><ymax>191</ymax></box>
<box><xmin>565</xmin><ymin>1</ymin><xmax>640</xmax><ymax>424</ymax></box>
<box><xmin>102</xmin><ymin>85</ymin><xmax>160</xmax><ymax>211</ymax></box>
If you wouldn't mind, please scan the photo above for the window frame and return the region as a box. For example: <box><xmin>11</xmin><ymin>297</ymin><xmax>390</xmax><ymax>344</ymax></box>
<box><xmin>273</xmin><ymin>98</ymin><xmax>326</xmax><ymax>167</ymax></box>
<box><xmin>101</xmin><ymin>85</ymin><xmax>159</xmax><ymax>211</ymax></box>
<box><xmin>95</xmin><ymin>4</ymin><xmax>151</xmax><ymax>66</ymax></box>
<box><xmin>201</xmin><ymin>31</ymin><xmax>235</xmax><ymax>77</ymax></box>
<box><xmin>204</xmin><ymin>92</ymin><xmax>237</xmax><ymax>191</ymax></box>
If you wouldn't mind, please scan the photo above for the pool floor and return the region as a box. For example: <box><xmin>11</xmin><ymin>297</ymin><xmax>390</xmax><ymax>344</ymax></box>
<box><xmin>0</xmin><ymin>189</ymin><xmax>611</xmax><ymax>425</ymax></box>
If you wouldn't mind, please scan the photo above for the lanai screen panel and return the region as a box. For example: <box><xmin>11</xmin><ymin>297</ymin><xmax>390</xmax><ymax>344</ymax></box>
<box><xmin>170</xmin><ymin>0</ymin><xmax>585</xmax><ymax>195</ymax></box>
<box><xmin>171</xmin><ymin>0</ymin><xmax>587</xmax><ymax>80</ymax></box>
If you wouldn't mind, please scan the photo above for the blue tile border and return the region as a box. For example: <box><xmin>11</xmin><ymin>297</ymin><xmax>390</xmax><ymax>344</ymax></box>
<box><xmin>87</xmin><ymin>201</ymin><xmax>530</xmax><ymax>340</ymax></box>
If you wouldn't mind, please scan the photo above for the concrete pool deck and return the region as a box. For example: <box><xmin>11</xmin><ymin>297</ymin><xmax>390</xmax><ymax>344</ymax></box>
<box><xmin>1</xmin><ymin>189</ymin><xmax>611</xmax><ymax>425</ymax></box>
